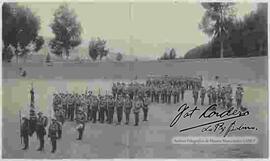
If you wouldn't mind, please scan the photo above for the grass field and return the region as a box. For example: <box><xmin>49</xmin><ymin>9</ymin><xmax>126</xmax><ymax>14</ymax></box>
<box><xmin>2</xmin><ymin>78</ymin><xmax>268</xmax><ymax>158</ymax></box>
<box><xmin>3</xmin><ymin>56</ymin><xmax>267</xmax><ymax>83</ymax></box>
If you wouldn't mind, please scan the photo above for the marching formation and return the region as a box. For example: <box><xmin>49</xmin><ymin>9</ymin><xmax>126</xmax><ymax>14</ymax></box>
<box><xmin>19</xmin><ymin>75</ymin><xmax>245</xmax><ymax>154</ymax></box>
<box><xmin>20</xmin><ymin>82</ymin><xmax>152</xmax><ymax>153</ymax></box>
<box><xmin>52</xmin><ymin>89</ymin><xmax>151</xmax><ymax>127</ymax></box>
<box><xmin>111</xmin><ymin>75</ymin><xmax>202</xmax><ymax>105</ymax></box>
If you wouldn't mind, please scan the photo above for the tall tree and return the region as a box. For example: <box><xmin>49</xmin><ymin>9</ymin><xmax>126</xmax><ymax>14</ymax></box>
<box><xmin>50</xmin><ymin>4</ymin><xmax>82</xmax><ymax>59</ymax></box>
<box><xmin>186</xmin><ymin>3</ymin><xmax>267</xmax><ymax>59</ymax></box>
<box><xmin>160</xmin><ymin>51</ymin><xmax>169</xmax><ymax>60</ymax></box>
<box><xmin>199</xmin><ymin>3</ymin><xmax>235</xmax><ymax>58</ymax></box>
<box><xmin>169</xmin><ymin>48</ymin><xmax>176</xmax><ymax>59</ymax></box>
<box><xmin>2</xmin><ymin>3</ymin><xmax>41</xmax><ymax>62</ymax></box>
<box><xmin>34</xmin><ymin>36</ymin><xmax>44</xmax><ymax>52</ymax></box>
<box><xmin>116</xmin><ymin>52</ymin><xmax>123</xmax><ymax>61</ymax></box>
<box><xmin>160</xmin><ymin>48</ymin><xmax>177</xmax><ymax>60</ymax></box>
<box><xmin>88</xmin><ymin>38</ymin><xmax>108</xmax><ymax>61</ymax></box>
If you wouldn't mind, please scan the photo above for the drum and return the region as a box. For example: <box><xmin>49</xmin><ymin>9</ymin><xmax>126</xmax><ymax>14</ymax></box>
<box><xmin>76</xmin><ymin>123</ymin><xmax>83</xmax><ymax>130</ymax></box>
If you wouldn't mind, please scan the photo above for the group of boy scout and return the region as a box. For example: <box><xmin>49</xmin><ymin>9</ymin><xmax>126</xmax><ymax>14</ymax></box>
<box><xmin>146</xmin><ymin>75</ymin><xmax>202</xmax><ymax>90</ymax></box>
<box><xmin>193</xmin><ymin>83</ymin><xmax>244</xmax><ymax>109</ymax></box>
<box><xmin>111</xmin><ymin>76</ymin><xmax>202</xmax><ymax>105</ymax></box>
<box><xmin>20</xmin><ymin>77</ymin><xmax>245</xmax><ymax>154</ymax></box>
<box><xmin>20</xmin><ymin>109</ymin><xmax>62</xmax><ymax>153</ymax></box>
<box><xmin>52</xmin><ymin>89</ymin><xmax>151</xmax><ymax>126</ymax></box>
<box><xmin>146</xmin><ymin>75</ymin><xmax>202</xmax><ymax>104</ymax></box>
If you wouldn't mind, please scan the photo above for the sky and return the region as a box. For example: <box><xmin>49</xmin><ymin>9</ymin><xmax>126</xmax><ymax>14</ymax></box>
<box><xmin>19</xmin><ymin>1</ymin><xmax>257</xmax><ymax>59</ymax></box>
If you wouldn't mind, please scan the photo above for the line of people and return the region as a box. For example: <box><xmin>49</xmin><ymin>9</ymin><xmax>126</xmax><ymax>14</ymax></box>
<box><xmin>146</xmin><ymin>75</ymin><xmax>202</xmax><ymax>90</ymax></box>
<box><xmin>52</xmin><ymin>91</ymin><xmax>151</xmax><ymax>126</ymax></box>
<box><xmin>111</xmin><ymin>80</ymin><xmax>201</xmax><ymax>105</ymax></box>
<box><xmin>192</xmin><ymin>84</ymin><xmax>244</xmax><ymax>110</ymax></box>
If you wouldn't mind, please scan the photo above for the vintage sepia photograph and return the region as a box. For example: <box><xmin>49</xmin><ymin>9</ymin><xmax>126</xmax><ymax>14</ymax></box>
<box><xmin>2</xmin><ymin>0</ymin><xmax>268</xmax><ymax>159</ymax></box>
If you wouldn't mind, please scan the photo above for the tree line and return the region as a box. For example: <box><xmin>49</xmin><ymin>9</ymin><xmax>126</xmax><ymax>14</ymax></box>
<box><xmin>184</xmin><ymin>3</ymin><xmax>267</xmax><ymax>59</ymax></box>
<box><xmin>2</xmin><ymin>3</ymin><xmax>267</xmax><ymax>62</ymax></box>
<box><xmin>3</xmin><ymin>3</ymin><xmax>44</xmax><ymax>62</ymax></box>
<box><xmin>3</xmin><ymin>3</ymin><xmax>124</xmax><ymax>62</ymax></box>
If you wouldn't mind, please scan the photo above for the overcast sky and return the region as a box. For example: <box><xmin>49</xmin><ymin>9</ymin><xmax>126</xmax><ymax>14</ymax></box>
<box><xmin>19</xmin><ymin>1</ymin><xmax>256</xmax><ymax>58</ymax></box>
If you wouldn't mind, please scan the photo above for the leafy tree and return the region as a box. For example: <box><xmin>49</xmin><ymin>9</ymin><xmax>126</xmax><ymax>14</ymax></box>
<box><xmin>199</xmin><ymin>3</ymin><xmax>235</xmax><ymax>58</ymax></box>
<box><xmin>2</xmin><ymin>3</ymin><xmax>41</xmax><ymax>61</ymax></box>
<box><xmin>237</xmin><ymin>3</ymin><xmax>267</xmax><ymax>56</ymax></box>
<box><xmin>34</xmin><ymin>36</ymin><xmax>44</xmax><ymax>52</ymax></box>
<box><xmin>49</xmin><ymin>39</ymin><xmax>63</xmax><ymax>57</ymax></box>
<box><xmin>160</xmin><ymin>48</ymin><xmax>177</xmax><ymax>60</ymax></box>
<box><xmin>160</xmin><ymin>51</ymin><xmax>169</xmax><ymax>60</ymax></box>
<box><xmin>169</xmin><ymin>48</ymin><xmax>176</xmax><ymax>59</ymax></box>
<box><xmin>50</xmin><ymin>4</ymin><xmax>82</xmax><ymax>59</ymax></box>
<box><xmin>186</xmin><ymin>3</ymin><xmax>267</xmax><ymax>59</ymax></box>
<box><xmin>88</xmin><ymin>38</ymin><xmax>108</xmax><ymax>61</ymax></box>
<box><xmin>116</xmin><ymin>52</ymin><xmax>123</xmax><ymax>61</ymax></box>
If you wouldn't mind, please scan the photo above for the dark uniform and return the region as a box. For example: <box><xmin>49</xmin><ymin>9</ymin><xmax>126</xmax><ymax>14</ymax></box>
<box><xmin>21</xmin><ymin>116</ymin><xmax>30</xmax><ymax>150</ymax></box>
<box><xmin>107</xmin><ymin>97</ymin><xmax>115</xmax><ymax>124</ymax></box>
<box><xmin>173</xmin><ymin>87</ymin><xmax>178</xmax><ymax>104</ymax></box>
<box><xmin>212</xmin><ymin>88</ymin><xmax>217</xmax><ymax>104</ymax></box>
<box><xmin>180</xmin><ymin>84</ymin><xmax>185</xmax><ymax>101</ymax></box>
<box><xmin>116</xmin><ymin>96</ymin><xmax>124</xmax><ymax>125</ymax></box>
<box><xmin>151</xmin><ymin>86</ymin><xmax>155</xmax><ymax>102</ymax></box>
<box><xmin>75</xmin><ymin>96</ymin><xmax>81</xmax><ymax>116</ymax></box>
<box><xmin>225</xmin><ymin>87</ymin><xmax>232</xmax><ymax>108</ymax></box>
<box><xmin>36</xmin><ymin>112</ymin><xmax>48</xmax><ymax>151</ymax></box>
<box><xmin>217</xmin><ymin>86</ymin><xmax>222</xmax><ymax>106</ymax></box>
<box><xmin>207</xmin><ymin>87</ymin><xmax>212</xmax><ymax>105</ymax></box>
<box><xmin>227</xmin><ymin>85</ymin><xmax>233</xmax><ymax>95</ymax></box>
<box><xmin>48</xmin><ymin>118</ymin><xmax>62</xmax><ymax>153</ymax></box>
<box><xmin>167</xmin><ymin>87</ymin><xmax>172</xmax><ymax>104</ymax></box>
<box><xmin>86</xmin><ymin>96</ymin><xmax>92</xmax><ymax>121</ymax></box>
<box><xmin>235</xmin><ymin>86</ymin><xmax>244</xmax><ymax>109</ymax></box>
<box><xmin>55</xmin><ymin>108</ymin><xmax>65</xmax><ymax>125</ymax></box>
<box><xmin>128</xmin><ymin>85</ymin><xmax>134</xmax><ymax>100</ymax></box>
<box><xmin>29</xmin><ymin>108</ymin><xmax>37</xmax><ymax>137</ymax></box>
<box><xmin>145</xmin><ymin>86</ymin><xmax>151</xmax><ymax>98</ymax></box>
<box><xmin>91</xmin><ymin>96</ymin><xmax>99</xmax><ymax>123</ymax></box>
<box><xmin>53</xmin><ymin>94</ymin><xmax>59</xmax><ymax>111</ymax></box>
<box><xmin>176</xmin><ymin>86</ymin><xmax>180</xmax><ymax>103</ymax></box>
<box><xmin>99</xmin><ymin>97</ymin><xmax>107</xmax><ymax>123</ymax></box>
<box><xmin>62</xmin><ymin>96</ymin><xmax>68</xmax><ymax>119</ymax></box>
<box><xmin>200</xmin><ymin>87</ymin><xmax>206</xmax><ymax>105</ymax></box>
<box><xmin>123</xmin><ymin>86</ymin><xmax>128</xmax><ymax>97</ymax></box>
<box><xmin>124</xmin><ymin>96</ymin><xmax>132</xmax><ymax>124</ymax></box>
<box><xmin>161</xmin><ymin>86</ymin><xmax>166</xmax><ymax>103</ymax></box>
<box><xmin>76</xmin><ymin>110</ymin><xmax>86</xmax><ymax>140</ymax></box>
<box><xmin>112</xmin><ymin>84</ymin><xmax>117</xmax><ymax>99</ymax></box>
<box><xmin>221</xmin><ymin>87</ymin><xmax>226</xmax><ymax>108</ymax></box>
<box><xmin>142</xmin><ymin>96</ymin><xmax>150</xmax><ymax>121</ymax></box>
<box><xmin>117</xmin><ymin>84</ymin><xmax>122</xmax><ymax>97</ymax></box>
<box><xmin>68</xmin><ymin>95</ymin><xmax>75</xmax><ymax>121</ymax></box>
<box><xmin>193</xmin><ymin>88</ymin><xmax>199</xmax><ymax>105</ymax></box>
<box><xmin>133</xmin><ymin>97</ymin><xmax>143</xmax><ymax>126</ymax></box>
<box><xmin>156</xmin><ymin>87</ymin><xmax>161</xmax><ymax>103</ymax></box>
